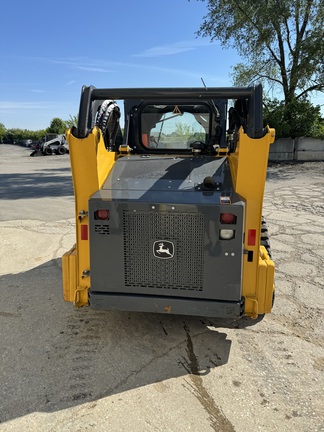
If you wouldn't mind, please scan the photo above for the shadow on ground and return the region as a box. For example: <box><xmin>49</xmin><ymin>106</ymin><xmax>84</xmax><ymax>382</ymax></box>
<box><xmin>0</xmin><ymin>168</ymin><xmax>73</xmax><ymax>199</ymax></box>
<box><xmin>0</xmin><ymin>259</ymin><xmax>260</xmax><ymax>423</ymax></box>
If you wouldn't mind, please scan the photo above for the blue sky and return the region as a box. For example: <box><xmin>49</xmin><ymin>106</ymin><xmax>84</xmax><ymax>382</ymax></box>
<box><xmin>0</xmin><ymin>0</ymin><xmax>241</xmax><ymax>130</ymax></box>
<box><xmin>1</xmin><ymin>0</ymin><xmax>322</xmax><ymax>131</ymax></box>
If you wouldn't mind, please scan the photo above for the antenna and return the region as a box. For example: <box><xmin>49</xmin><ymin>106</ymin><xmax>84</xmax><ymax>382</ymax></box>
<box><xmin>201</xmin><ymin>77</ymin><xmax>207</xmax><ymax>90</ymax></box>
<box><xmin>201</xmin><ymin>77</ymin><xmax>218</xmax><ymax>113</ymax></box>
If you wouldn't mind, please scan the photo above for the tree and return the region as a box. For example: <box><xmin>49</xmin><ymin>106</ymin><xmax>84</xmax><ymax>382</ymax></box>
<box><xmin>65</xmin><ymin>115</ymin><xmax>78</xmax><ymax>129</ymax></box>
<box><xmin>47</xmin><ymin>117</ymin><xmax>67</xmax><ymax>134</ymax></box>
<box><xmin>0</xmin><ymin>123</ymin><xmax>6</xmax><ymax>143</ymax></box>
<box><xmin>264</xmin><ymin>97</ymin><xmax>324</xmax><ymax>138</ymax></box>
<box><xmin>174</xmin><ymin>122</ymin><xmax>194</xmax><ymax>136</ymax></box>
<box><xmin>196</xmin><ymin>0</ymin><xmax>324</xmax><ymax>105</ymax></box>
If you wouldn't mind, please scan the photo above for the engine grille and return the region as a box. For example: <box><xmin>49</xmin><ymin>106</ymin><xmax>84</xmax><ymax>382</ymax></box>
<box><xmin>123</xmin><ymin>211</ymin><xmax>205</xmax><ymax>291</ymax></box>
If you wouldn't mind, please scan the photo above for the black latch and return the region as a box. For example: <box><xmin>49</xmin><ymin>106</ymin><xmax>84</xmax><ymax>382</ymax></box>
<box><xmin>244</xmin><ymin>249</ymin><xmax>254</xmax><ymax>262</ymax></box>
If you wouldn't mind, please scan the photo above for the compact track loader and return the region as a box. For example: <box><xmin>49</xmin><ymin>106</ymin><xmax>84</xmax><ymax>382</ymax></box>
<box><xmin>62</xmin><ymin>84</ymin><xmax>275</xmax><ymax>319</ymax></box>
<box><xmin>30</xmin><ymin>134</ymin><xmax>68</xmax><ymax>156</ymax></box>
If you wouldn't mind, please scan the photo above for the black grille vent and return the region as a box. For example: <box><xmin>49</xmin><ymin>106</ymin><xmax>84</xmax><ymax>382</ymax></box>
<box><xmin>123</xmin><ymin>211</ymin><xmax>205</xmax><ymax>291</ymax></box>
<box><xmin>94</xmin><ymin>224</ymin><xmax>110</xmax><ymax>235</ymax></box>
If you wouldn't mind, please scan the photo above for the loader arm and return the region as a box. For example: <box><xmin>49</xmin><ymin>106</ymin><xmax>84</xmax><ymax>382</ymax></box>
<box><xmin>62</xmin><ymin>127</ymin><xmax>117</xmax><ymax>306</ymax></box>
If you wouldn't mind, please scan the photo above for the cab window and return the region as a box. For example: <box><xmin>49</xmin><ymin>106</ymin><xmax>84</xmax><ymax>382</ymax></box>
<box><xmin>141</xmin><ymin>104</ymin><xmax>210</xmax><ymax>151</ymax></box>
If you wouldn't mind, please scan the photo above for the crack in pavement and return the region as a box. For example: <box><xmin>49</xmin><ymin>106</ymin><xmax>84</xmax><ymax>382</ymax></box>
<box><xmin>182</xmin><ymin>323</ymin><xmax>236</xmax><ymax>432</ymax></box>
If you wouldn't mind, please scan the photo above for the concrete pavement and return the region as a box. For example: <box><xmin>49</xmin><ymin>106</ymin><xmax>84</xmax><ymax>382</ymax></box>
<box><xmin>0</xmin><ymin>145</ymin><xmax>323</xmax><ymax>431</ymax></box>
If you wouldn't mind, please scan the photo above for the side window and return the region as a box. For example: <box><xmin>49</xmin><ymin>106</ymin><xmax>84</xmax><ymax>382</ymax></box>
<box><xmin>141</xmin><ymin>105</ymin><xmax>209</xmax><ymax>151</ymax></box>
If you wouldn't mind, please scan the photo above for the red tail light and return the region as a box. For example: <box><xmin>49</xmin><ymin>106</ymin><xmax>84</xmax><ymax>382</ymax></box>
<box><xmin>220</xmin><ymin>213</ymin><xmax>236</xmax><ymax>224</ymax></box>
<box><xmin>94</xmin><ymin>209</ymin><xmax>110</xmax><ymax>220</ymax></box>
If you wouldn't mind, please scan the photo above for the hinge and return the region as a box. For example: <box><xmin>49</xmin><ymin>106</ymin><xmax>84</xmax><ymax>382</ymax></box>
<box><xmin>78</xmin><ymin>210</ymin><xmax>88</xmax><ymax>221</ymax></box>
<box><xmin>119</xmin><ymin>144</ymin><xmax>132</xmax><ymax>155</ymax></box>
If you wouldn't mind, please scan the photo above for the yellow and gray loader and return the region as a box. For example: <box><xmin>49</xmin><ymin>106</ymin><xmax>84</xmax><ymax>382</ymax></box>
<box><xmin>62</xmin><ymin>84</ymin><xmax>275</xmax><ymax>319</ymax></box>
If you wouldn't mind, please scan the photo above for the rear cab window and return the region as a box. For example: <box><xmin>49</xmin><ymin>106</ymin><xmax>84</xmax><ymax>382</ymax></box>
<box><xmin>141</xmin><ymin>104</ymin><xmax>210</xmax><ymax>151</ymax></box>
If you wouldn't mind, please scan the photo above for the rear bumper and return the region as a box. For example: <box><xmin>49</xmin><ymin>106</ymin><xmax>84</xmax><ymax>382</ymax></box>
<box><xmin>89</xmin><ymin>292</ymin><xmax>244</xmax><ymax>318</ymax></box>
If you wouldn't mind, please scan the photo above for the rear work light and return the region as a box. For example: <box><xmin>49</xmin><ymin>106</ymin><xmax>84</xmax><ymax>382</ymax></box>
<box><xmin>219</xmin><ymin>229</ymin><xmax>235</xmax><ymax>240</ymax></box>
<box><xmin>220</xmin><ymin>213</ymin><xmax>236</xmax><ymax>224</ymax></box>
<box><xmin>94</xmin><ymin>209</ymin><xmax>110</xmax><ymax>220</ymax></box>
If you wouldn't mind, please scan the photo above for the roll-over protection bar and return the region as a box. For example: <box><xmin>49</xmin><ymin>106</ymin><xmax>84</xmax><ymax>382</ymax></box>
<box><xmin>75</xmin><ymin>84</ymin><xmax>264</xmax><ymax>140</ymax></box>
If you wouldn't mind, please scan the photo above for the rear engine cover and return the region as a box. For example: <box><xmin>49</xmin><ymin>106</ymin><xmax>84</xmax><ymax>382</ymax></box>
<box><xmin>89</xmin><ymin>156</ymin><xmax>244</xmax><ymax>302</ymax></box>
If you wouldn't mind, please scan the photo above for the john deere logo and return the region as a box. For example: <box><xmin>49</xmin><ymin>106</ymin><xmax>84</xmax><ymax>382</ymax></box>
<box><xmin>153</xmin><ymin>241</ymin><xmax>174</xmax><ymax>259</ymax></box>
